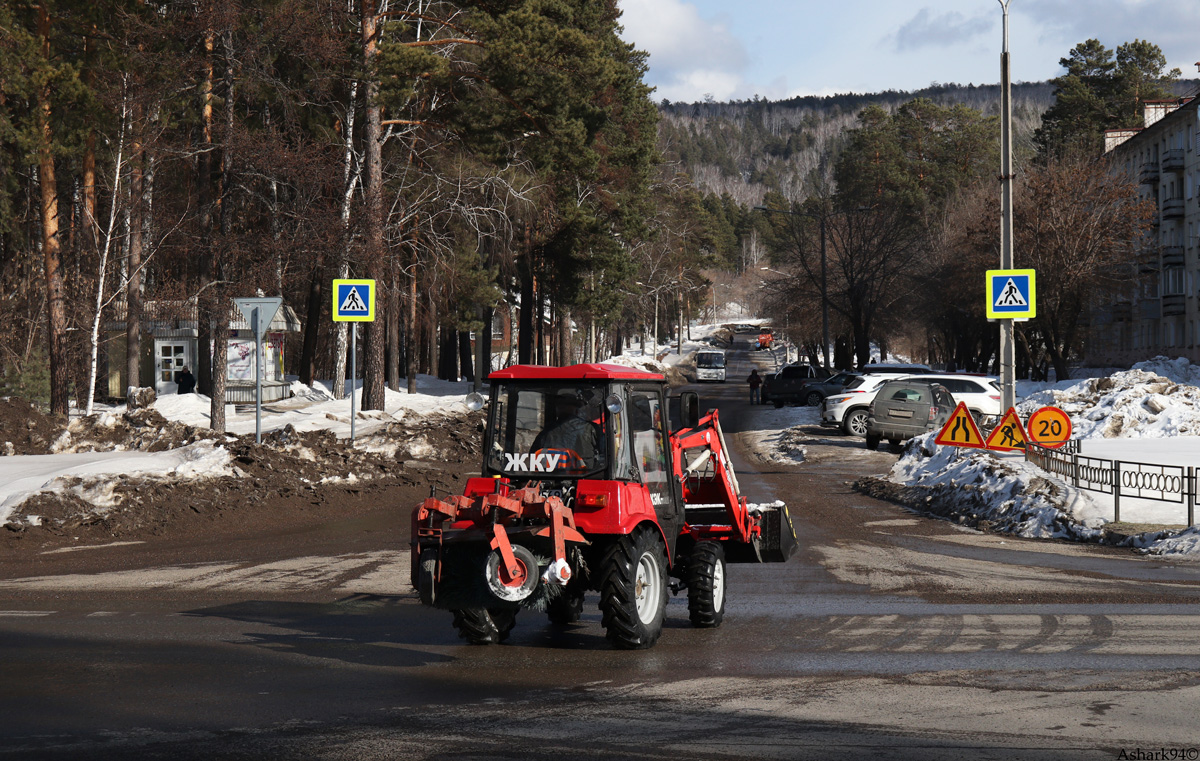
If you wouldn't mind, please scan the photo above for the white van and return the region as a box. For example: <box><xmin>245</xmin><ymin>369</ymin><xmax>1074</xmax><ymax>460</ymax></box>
<box><xmin>694</xmin><ymin>351</ymin><xmax>727</xmax><ymax>382</ymax></box>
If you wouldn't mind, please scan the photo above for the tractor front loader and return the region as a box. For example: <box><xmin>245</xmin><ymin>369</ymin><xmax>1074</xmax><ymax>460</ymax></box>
<box><xmin>411</xmin><ymin>363</ymin><xmax>796</xmax><ymax>649</ymax></box>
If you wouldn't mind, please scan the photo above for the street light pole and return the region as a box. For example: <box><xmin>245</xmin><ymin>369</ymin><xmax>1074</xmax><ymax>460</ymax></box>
<box><xmin>819</xmin><ymin>215</ymin><xmax>830</xmax><ymax>373</ymax></box>
<box><xmin>998</xmin><ymin>0</ymin><xmax>1016</xmax><ymax>412</ymax></box>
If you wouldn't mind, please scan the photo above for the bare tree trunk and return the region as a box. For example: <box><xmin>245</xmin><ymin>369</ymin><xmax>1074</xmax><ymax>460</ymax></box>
<box><xmin>299</xmin><ymin>259</ymin><xmax>323</xmax><ymax>385</ymax></box>
<box><xmin>126</xmin><ymin>108</ymin><xmax>144</xmax><ymax>394</ymax></box>
<box><xmin>210</xmin><ymin>27</ymin><xmax>237</xmax><ymax>430</ymax></box>
<box><xmin>406</xmin><ymin>234</ymin><xmax>418</xmax><ymax>392</ymax></box>
<box><xmin>197</xmin><ymin>24</ymin><xmax>215</xmax><ymax>398</ymax></box>
<box><xmin>360</xmin><ymin>0</ymin><xmax>386</xmax><ymax>411</ymax></box>
<box><xmin>387</xmin><ymin>269</ymin><xmax>401</xmax><ymax>390</ymax></box>
<box><xmin>37</xmin><ymin>5</ymin><xmax>68</xmax><ymax>415</ymax></box>
<box><xmin>86</xmin><ymin>84</ymin><xmax>128</xmax><ymax>416</ymax></box>
<box><xmin>333</xmin><ymin>79</ymin><xmax>358</xmax><ymax>399</ymax></box>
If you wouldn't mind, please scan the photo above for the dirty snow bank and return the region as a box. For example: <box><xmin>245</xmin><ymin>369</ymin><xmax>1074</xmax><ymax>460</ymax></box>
<box><xmin>0</xmin><ymin>440</ymin><xmax>235</xmax><ymax>525</ymax></box>
<box><xmin>861</xmin><ymin>434</ymin><xmax>1106</xmax><ymax>541</ymax></box>
<box><xmin>868</xmin><ymin>431</ymin><xmax>1200</xmax><ymax>558</ymax></box>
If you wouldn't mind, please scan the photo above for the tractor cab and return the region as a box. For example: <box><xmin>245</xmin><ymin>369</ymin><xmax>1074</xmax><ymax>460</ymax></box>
<box><xmin>482</xmin><ymin>364</ymin><xmax>689</xmax><ymax>517</ymax></box>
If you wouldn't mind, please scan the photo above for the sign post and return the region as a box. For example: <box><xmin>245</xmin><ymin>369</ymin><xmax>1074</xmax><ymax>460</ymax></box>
<box><xmin>332</xmin><ymin>279</ymin><xmax>376</xmax><ymax>442</ymax></box>
<box><xmin>985</xmin><ymin>268</ymin><xmax>1036</xmax><ymax>413</ymax></box>
<box><xmin>233</xmin><ymin>297</ymin><xmax>283</xmax><ymax>444</ymax></box>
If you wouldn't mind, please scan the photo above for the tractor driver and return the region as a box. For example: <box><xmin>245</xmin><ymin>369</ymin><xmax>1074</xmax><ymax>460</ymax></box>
<box><xmin>532</xmin><ymin>391</ymin><xmax>604</xmax><ymax>470</ymax></box>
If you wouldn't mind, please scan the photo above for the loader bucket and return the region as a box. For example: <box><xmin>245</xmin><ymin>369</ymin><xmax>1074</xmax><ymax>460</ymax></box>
<box><xmin>755</xmin><ymin>501</ymin><xmax>797</xmax><ymax>562</ymax></box>
<box><xmin>723</xmin><ymin>501</ymin><xmax>797</xmax><ymax>563</ymax></box>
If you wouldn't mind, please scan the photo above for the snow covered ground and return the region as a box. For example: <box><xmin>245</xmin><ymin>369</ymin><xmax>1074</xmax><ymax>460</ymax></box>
<box><xmin>876</xmin><ymin>357</ymin><xmax>1200</xmax><ymax>558</ymax></box>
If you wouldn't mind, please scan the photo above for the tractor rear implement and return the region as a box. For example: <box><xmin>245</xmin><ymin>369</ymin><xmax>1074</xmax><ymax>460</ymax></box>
<box><xmin>411</xmin><ymin>362</ymin><xmax>796</xmax><ymax>649</ymax></box>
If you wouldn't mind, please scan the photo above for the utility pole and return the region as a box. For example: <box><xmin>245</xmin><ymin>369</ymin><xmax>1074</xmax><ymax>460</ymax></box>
<box><xmin>998</xmin><ymin>0</ymin><xmax>1016</xmax><ymax>412</ymax></box>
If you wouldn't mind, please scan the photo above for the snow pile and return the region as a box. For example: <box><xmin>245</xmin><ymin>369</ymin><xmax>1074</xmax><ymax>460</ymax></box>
<box><xmin>0</xmin><ymin>440</ymin><xmax>235</xmax><ymax>525</ymax></box>
<box><xmin>877</xmin><ymin>434</ymin><xmax>1106</xmax><ymax>541</ymax></box>
<box><xmin>1016</xmin><ymin>356</ymin><xmax>1200</xmax><ymax>439</ymax></box>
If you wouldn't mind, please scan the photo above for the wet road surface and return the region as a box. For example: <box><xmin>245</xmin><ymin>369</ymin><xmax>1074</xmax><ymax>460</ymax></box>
<box><xmin>3</xmin><ymin>334</ymin><xmax>1200</xmax><ymax>759</ymax></box>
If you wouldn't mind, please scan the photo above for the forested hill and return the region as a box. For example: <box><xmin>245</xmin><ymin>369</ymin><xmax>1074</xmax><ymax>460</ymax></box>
<box><xmin>656</xmin><ymin>82</ymin><xmax>1058</xmax><ymax>206</ymax></box>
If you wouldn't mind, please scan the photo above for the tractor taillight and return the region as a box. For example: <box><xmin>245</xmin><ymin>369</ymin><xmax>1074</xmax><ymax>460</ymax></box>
<box><xmin>577</xmin><ymin>492</ymin><xmax>608</xmax><ymax>508</ymax></box>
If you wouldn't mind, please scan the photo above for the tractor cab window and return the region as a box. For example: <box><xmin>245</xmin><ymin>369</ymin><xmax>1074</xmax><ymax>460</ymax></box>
<box><xmin>627</xmin><ymin>389</ymin><xmax>671</xmax><ymax>508</ymax></box>
<box><xmin>486</xmin><ymin>383</ymin><xmax>608</xmax><ymax>477</ymax></box>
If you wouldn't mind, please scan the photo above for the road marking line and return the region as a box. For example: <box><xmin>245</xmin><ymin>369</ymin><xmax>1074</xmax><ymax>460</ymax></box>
<box><xmin>0</xmin><ymin>610</ymin><xmax>55</xmax><ymax>617</ymax></box>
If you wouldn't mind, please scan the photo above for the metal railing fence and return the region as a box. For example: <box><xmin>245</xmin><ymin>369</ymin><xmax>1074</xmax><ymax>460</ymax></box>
<box><xmin>1025</xmin><ymin>440</ymin><xmax>1196</xmax><ymax>525</ymax></box>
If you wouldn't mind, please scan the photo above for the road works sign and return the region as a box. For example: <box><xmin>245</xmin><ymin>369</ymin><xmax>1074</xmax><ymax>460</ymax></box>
<box><xmin>1027</xmin><ymin>406</ymin><xmax>1072</xmax><ymax>449</ymax></box>
<box><xmin>935</xmin><ymin>402</ymin><xmax>985</xmax><ymax>449</ymax></box>
<box><xmin>986</xmin><ymin>269</ymin><xmax>1036</xmax><ymax>320</ymax></box>
<box><xmin>332</xmin><ymin>279</ymin><xmax>376</xmax><ymax>322</ymax></box>
<box><xmin>985</xmin><ymin>407</ymin><xmax>1028</xmax><ymax>452</ymax></box>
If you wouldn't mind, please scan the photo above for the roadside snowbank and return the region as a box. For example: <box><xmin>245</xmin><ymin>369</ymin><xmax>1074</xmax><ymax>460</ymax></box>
<box><xmin>0</xmin><ymin>440</ymin><xmax>235</xmax><ymax>525</ymax></box>
<box><xmin>864</xmin><ymin>356</ymin><xmax>1200</xmax><ymax>557</ymax></box>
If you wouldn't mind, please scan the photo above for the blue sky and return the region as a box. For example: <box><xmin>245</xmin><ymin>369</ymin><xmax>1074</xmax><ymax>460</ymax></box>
<box><xmin>617</xmin><ymin>0</ymin><xmax>1200</xmax><ymax>103</ymax></box>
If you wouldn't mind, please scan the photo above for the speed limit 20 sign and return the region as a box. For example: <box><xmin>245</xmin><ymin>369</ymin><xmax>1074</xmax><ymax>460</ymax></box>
<box><xmin>1027</xmin><ymin>406</ymin><xmax>1072</xmax><ymax>449</ymax></box>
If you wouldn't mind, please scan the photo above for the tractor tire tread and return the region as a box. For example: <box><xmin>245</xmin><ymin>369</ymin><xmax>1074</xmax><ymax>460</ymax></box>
<box><xmin>451</xmin><ymin>608</ymin><xmax>517</xmax><ymax>645</ymax></box>
<box><xmin>687</xmin><ymin>541</ymin><xmax>726</xmax><ymax>628</ymax></box>
<box><xmin>599</xmin><ymin>526</ymin><xmax>666</xmax><ymax>650</ymax></box>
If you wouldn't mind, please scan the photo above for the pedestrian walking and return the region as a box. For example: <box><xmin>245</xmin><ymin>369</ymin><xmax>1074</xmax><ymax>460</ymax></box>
<box><xmin>176</xmin><ymin>366</ymin><xmax>196</xmax><ymax>394</ymax></box>
<box><xmin>747</xmin><ymin>369</ymin><xmax>762</xmax><ymax>405</ymax></box>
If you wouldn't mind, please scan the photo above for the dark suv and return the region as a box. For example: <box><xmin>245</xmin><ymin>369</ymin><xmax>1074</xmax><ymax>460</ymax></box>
<box><xmin>865</xmin><ymin>379</ymin><xmax>954</xmax><ymax>450</ymax></box>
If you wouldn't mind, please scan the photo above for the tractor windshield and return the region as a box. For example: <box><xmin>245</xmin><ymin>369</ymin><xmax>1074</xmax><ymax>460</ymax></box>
<box><xmin>486</xmin><ymin>382</ymin><xmax>609</xmax><ymax>477</ymax></box>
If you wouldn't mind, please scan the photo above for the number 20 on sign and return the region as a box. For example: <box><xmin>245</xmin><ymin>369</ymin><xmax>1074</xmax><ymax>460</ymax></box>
<box><xmin>1027</xmin><ymin>406</ymin><xmax>1071</xmax><ymax>449</ymax></box>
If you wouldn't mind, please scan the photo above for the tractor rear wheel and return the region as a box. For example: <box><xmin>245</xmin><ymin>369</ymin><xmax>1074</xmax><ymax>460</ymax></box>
<box><xmin>451</xmin><ymin>608</ymin><xmax>517</xmax><ymax>645</ymax></box>
<box><xmin>599</xmin><ymin>526</ymin><xmax>668</xmax><ymax>649</ymax></box>
<box><xmin>686</xmin><ymin>541</ymin><xmax>726</xmax><ymax>628</ymax></box>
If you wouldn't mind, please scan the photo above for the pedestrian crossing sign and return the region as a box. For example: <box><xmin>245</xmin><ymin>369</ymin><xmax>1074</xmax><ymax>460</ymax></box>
<box><xmin>984</xmin><ymin>407</ymin><xmax>1028</xmax><ymax>452</ymax></box>
<box><xmin>934</xmin><ymin>402</ymin><xmax>985</xmax><ymax>449</ymax></box>
<box><xmin>986</xmin><ymin>269</ymin><xmax>1036</xmax><ymax>319</ymax></box>
<box><xmin>332</xmin><ymin>279</ymin><xmax>375</xmax><ymax>322</ymax></box>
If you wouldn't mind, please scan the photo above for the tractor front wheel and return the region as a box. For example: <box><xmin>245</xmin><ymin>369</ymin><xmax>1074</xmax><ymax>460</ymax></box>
<box><xmin>451</xmin><ymin>608</ymin><xmax>517</xmax><ymax>645</ymax></box>
<box><xmin>599</xmin><ymin>526</ymin><xmax>668</xmax><ymax>649</ymax></box>
<box><xmin>686</xmin><ymin>541</ymin><xmax>726</xmax><ymax>628</ymax></box>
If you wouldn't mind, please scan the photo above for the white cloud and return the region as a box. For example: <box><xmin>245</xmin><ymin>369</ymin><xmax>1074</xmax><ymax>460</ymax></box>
<box><xmin>890</xmin><ymin>8</ymin><xmax>991</xmax><ymax>52</ymax></box>
<box><xmin>618</xmin><ymin>0</ymin><xmax>749</xmax><ymax>102</ymax></box>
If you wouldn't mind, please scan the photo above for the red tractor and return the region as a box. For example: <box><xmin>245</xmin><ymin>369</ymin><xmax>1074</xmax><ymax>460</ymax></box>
<box><xmin>411</xmin><ymin>363</ymin><xmax>796</xmax><ymax>649</ymax></box>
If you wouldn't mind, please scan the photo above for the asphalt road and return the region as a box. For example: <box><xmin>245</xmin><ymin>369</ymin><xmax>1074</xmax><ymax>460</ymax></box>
<box><xmin>4</xmin><ymin>333</ymin><xmax>1200</xmax><ymax>760</ymax></box>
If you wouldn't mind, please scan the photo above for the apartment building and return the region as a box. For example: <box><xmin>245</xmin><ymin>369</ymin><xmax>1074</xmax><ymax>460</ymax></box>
<box><xmin>1093</xmin><ymin>97</ymin><xmax>1200</xmax><ymax>366</ymax></box>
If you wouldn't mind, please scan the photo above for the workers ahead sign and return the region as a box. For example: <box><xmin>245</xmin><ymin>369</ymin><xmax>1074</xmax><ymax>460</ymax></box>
<box><xmin>332</xmin><ymin>279</ymin><xmax>375</xmax><ymax>322</ymax></box>
<box><xmin>985</xmin><ymin>268</ymin><xmax>1036</xmax><ymax>320</ymax></box>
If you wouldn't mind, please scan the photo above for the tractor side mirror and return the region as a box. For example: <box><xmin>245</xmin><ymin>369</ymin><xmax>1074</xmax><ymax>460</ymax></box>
<box><xmin>680</xmin><ymin>391</ymin><xmax>700</xmax><ymax>429</ymax></box>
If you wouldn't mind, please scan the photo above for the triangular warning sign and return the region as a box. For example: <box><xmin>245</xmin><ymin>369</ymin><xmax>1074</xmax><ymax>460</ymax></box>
<box><xmin>340</xmin><ymin>287</ymin><xmax>367</xmax><ymax>313</ymax></box>
<box><xmin>935</xmin><ymin>402</ymin><xmax>985</xmax><ymax>449</ymax></box>
<box><xmin>995</xmin><ymin>278</ymin><xmax>1027</xmax><ymax>307</ymax></box>
<box><xmin>985</xmin><ymin>407</ymin><xmax>1028</xmax><ymax>452</ymax></box>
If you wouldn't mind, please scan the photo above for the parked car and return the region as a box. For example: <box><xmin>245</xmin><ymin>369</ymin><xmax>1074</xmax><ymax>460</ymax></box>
<box><xmin>762</xmin><ymin>363</ymin><xmax>827</xmax><ymax>406</ymax></box>
<box><xmin>865</xmin><ymin>379</ymin><xmax>956</xmax><ymax>450</ymax></box>
<box><xmin>795</xmin><ymin>370</ymin><xmax>861</xmax><ymax>407</ymax></box>
<box><xmin>820</xmin><ymin>374</ymin><xmax>900</xmax><ymax>435</ymax></box>
<box><xmin>912</xmin><ymin>374</ymin><xmax>1001</xmax><ymax>424</ymax></box>
<box><xmin>861</xmin><ymin>362</ymin><xmax>933</xmax><ymax>375</ymax></box>
<box><xmin>694</xmin><ymin>350</ymin><xmax>727</xmax><ymax>382</ymax></box>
